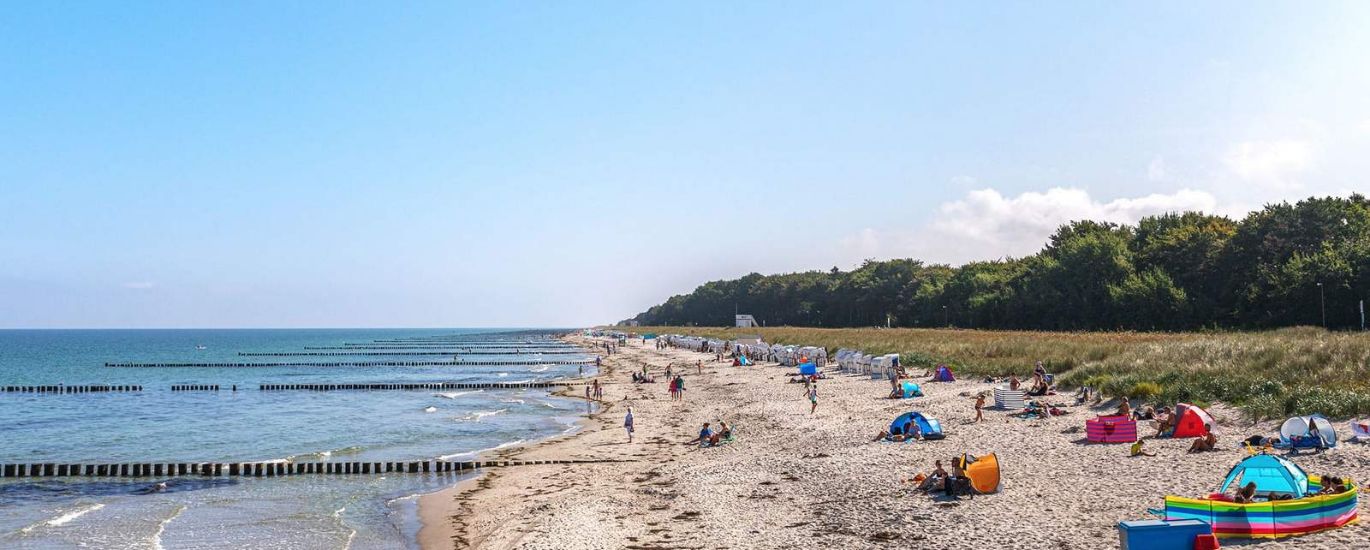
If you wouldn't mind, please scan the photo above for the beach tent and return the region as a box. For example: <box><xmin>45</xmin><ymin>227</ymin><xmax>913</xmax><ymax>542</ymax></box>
<box><xmin>898</xmin><ymin>381</ymin><xmax>923</xmax><ymax>398</ymax></box>
<box><xmin>993</xmin><ymin>386</ymin><xmax>1026</xmax><ymax>410</ymax></box>
<box><xmin>1278</xmin><ymin>415</ymin><xmax>1337</xmax><ymax>449</ymax></box>
<box><xmin>1219</xmin><ymin>454</ymin><xmax>1310</xmax><ymax>498</ymax></box>
<box><xmin>932</xmin><ymin>365</ymin><xmax>955</xmax><ymax>382</ymax></box>
<box><xmin>955</xmin><ymin>453</ymin><xmax>1001</xmax><ymax>493</ymax></box>
<box><xmin>734</xmin><ymin>356</ymin><xmax>752</xmax><ymax>366</ymax></box>
<box><xmin>798</xmin><ymin>362</ymin><xmax>818</xmax><ymax>376</ymax></box>
<box><xmin>1085</xmin><ymin>415</ymin><xmax>1138</xmax><ymax>443</ymax></box>
<box><xmin>890</xmin><ymin>411</ymin><xmax>945</xmax><ymax>440</ymax></box>
<box><xmin>1172</xmin><ymin>403</ymin><xmax>1216</xmax><ymax>438</ymax></box>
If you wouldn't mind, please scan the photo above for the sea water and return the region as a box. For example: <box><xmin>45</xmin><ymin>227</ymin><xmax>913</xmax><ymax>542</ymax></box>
<box><xmin>0</xmin><ymin>329</ymin><xmax>594</xmax><ymax>549</ymax></box>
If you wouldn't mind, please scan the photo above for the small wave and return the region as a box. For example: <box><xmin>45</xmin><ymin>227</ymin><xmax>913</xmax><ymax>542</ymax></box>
<box><xmin>530</xmin><ymin>365</ymin><xmax>550</xmax><ymax>372</ymax></box>
<box><xmin>496</xmin><ymin>372</ymin><xmax>509</xmax><ymax>377</ymax></box>
<box><xmin>424</xmin><ymin>406</ymin><xmax>438</xmax><ymax>413</ymax></box>
<box><xmin>150</xmin><ymin>504</ymin><xmax>186</xmax><ymax>550</ymax></box>
<box><xmin>331</xmin><ymin>507</ymin><xmax>357</xmax><ymax>550</ymax></box>
<box><xmin>456</xmin><ymin>409</ymin><xmax>508</xmax><ymax>422</ymax></box>
<box><xmin>20</xmin><ymin>502</ymin><xmax>105</xmax><ymax>533</ymax></box>
<box><xmin>499</xmin><ymin>398</ymin><xmax>525</xmax><ymax>404</ymax></box>
<box><xmin>438</xmin><ymin>439</ymin><xmax>526</xmax><ymax>461</ymax></box>
<box><xmin>434</xmin><ymin>390</ymin><xmax>484</xmax><ymax>399</ymax></box>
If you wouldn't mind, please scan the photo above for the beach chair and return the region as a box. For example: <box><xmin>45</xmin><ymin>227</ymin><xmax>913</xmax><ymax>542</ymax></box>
<box><xmin>993</xmin><ymin>386</ymin><xmax>1025</xmax><ymax>410</ymax></box>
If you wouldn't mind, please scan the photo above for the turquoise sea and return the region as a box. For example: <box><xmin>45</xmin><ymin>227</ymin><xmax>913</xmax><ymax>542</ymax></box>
<box><xmin>0</xmin><ymin>328</ymin><xmax>593</xmax><ymax>549</ymax></box>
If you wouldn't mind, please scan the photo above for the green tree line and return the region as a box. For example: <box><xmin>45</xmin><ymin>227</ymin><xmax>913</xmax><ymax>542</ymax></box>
<box><xmin>629</xmin><ymin>195</ymin><xmax>1370</xmax><ymax>331</ymax></box>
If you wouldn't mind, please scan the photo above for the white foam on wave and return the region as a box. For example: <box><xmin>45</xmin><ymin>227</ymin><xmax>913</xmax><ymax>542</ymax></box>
<box><xmin>332</xmin><ymin>507</ymin><xmax>357</xmax><ymax>550</ymax></box>
<box><xmin>438</xmin><ymin>439</ymin><xmax>526</xmax><ymax>461</ymax></box>
<box><xmin>150</xmin><ymin>504</ymin><xmax>186</xmax><ymax>550</ymax></box>
<box><xmin>20</xmin><ymin>502</ymin><xmax>105</xmax><ymax>533</ymax></box>
<box><xmin>424</xmin><ymin>406</ymin><xmax>438</xmax><ymax>413</ymax></box>
<box><xmin>500</xmin><ymin>398</ymin><xmax>525</xmax><ymax>404</ymax></box>
<box><xmin>496</xmin><ymin>372</ymin><xmax>509</xmax><ymax>377</ymax></box>
<box><xmin>456</xmin><ymin>408</ymin><xmax>508</xmax><ymax>422</ymax></box>
<box><xmin>434</xmin><ymin>390</ymin><xmax>484</xmax><ymax>399</ymax></box>
<box><xmin>529</xmin><ymin>365</ymin><xmax>550</xmax><ymax>372</ymax></box>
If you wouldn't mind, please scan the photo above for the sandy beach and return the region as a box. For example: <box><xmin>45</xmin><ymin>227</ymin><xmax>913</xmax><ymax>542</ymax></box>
<box><xmin>418</xmin><ymin>335</ymin><xmax>1369</xmax><ymax>549</ymax></box>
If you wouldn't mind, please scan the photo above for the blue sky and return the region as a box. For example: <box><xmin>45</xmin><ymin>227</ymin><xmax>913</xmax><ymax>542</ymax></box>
<box><xmin>2</xmin><ymin>2</ymin><xmax>1368</xmax><ymax>328</ymax></box>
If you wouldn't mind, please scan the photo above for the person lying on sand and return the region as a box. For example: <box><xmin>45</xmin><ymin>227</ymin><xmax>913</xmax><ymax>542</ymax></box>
<box><xmin>1188</xmin><ymin>425</ymin><xmax>1218</xmax><ymax>453</ymax></box>
<box><xmin>1129</xmin><ymin>440</ymin><xmax>1156</xmax><ymax>457</ymax></box>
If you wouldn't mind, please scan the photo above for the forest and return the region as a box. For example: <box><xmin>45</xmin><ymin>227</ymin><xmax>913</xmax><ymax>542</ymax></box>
<box><xmin>628</xmin><ymin>195</ymin><xmax>1370</xmax><ymax>331</ymax></box>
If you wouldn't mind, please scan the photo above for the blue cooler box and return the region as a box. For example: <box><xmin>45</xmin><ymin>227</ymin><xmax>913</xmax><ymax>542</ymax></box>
<box><xmin>1117</xmin><ymin>519</ymin><xmax>1212</xmax><ymax>550</ymax></box>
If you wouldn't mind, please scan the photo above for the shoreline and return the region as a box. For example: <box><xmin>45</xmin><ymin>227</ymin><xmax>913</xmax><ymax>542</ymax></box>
<box><xmin>417</xmin><ymin>334</ymin><xmax>610</xmax><ymax>549</ymax></box>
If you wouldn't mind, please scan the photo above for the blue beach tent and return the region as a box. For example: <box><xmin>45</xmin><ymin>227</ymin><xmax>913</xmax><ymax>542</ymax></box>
<box><xmin>798</xmin><ymin>362</ymin><xmax>818</xmax><ymax>376</ymax></box>
<box><xmin>899</xmin><ymin>381</ymin><xmax>923</xmax><ymax>398</ymax></box>
<box><xmin>1219</xmin><ymin>454</ymin><xmax>1309</xmax><ymax>498</ymax></box>
<box><xmin>889</xmin><ymin>411</ymin><xmax>945</xmax><ymax>440</ymax></box>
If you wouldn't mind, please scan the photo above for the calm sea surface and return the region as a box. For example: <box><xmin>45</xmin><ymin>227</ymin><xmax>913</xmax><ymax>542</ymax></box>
<box><xmin>0</xmin><ymin>328</ymin><xmax>593</xmax><ymax>549</ymax></box>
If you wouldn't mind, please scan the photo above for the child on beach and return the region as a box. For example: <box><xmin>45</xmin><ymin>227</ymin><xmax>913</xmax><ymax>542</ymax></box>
<box><xmin>974</xmin><ymin>394</ymin><xmax>985</xmax><ymax>422</ymax></box>
<box><xmin>624</xmin><ymin>406</ymin><xmax>635</xmax><ymax>443</ymax></box>
<box><xmin>804</xmin><ymin>382</ymin><xmax>818</xmax><ymax>414</ymax></box>
<box><xmin>1129</xmin><ymin>440</ymin><xmax>1156</xmax><ymax>457</ymax></box>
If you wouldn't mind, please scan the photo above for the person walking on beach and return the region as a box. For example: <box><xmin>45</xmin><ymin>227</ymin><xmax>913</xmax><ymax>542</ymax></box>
<box><xmin>593</xmin><ymin>379</ymin><xmax>602</xmax><ymax>400</ymax></box>
<box><xmin>973</xmin><ymin>393</ymin><xmax>985</xmax><ymax>423</ymax></box>
<box><xmin>803</xmin><ymin>381</ymin><xmax>818</xmax><ymax>414</ymax></box>
<box><xmin>624</xmin><ymin>406</ymin><xmax>635</xmax><ymax>443</ymax></box>
<box><xmin>676</xmin><ymin>375</ymin><xmax>685</xmax><ymax>401</ymax></box>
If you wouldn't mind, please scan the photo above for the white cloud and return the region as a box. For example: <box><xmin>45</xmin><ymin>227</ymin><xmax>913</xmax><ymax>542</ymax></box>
<box><xmin>950</xmin><ymin>175</ymin><xmax>978</xmax><ymax>187</ymax></box>
<box><xmin>121</xmin><ymin>281</ymin><xmax>156</xmax><ymax>290</ymax></box>
<box><xmin>1221</xmin><ymin>139</ymin><xmax>1314</xmax><ymax>189</ymax></box>
<box><xmin>841</xmin><ymin>187</ymin><xmax>1220</xmax><ymax>265</ymax></box>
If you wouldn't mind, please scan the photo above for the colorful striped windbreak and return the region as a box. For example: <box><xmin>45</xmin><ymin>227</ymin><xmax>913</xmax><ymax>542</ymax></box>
<box><xmin>1165</xmin><ymin>477</ymin><xmax>1358</xmax><ymax>538</ymax></box>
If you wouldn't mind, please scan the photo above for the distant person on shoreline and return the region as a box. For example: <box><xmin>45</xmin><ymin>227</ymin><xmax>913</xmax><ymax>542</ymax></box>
<box><xmin>624</xmin><ymin>406</ymin><xmax>635</xmax><ymax>443</ymax></box>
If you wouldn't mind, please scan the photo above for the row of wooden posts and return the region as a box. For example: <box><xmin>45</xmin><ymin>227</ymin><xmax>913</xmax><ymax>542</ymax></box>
<box><xmin>104</xmin><ymin>359</ymin><xmax>596</xmax><ymax>368</ymax></box>
<box><xmin>4</xmin><ymin>382</ymin><xmax>586</xmax><ymax>394</ymax></box>
<box><xmin>0</xmin><ymin>458</ymin><xmax>620</xmax><ymax>478</ymax></box>
<box><xmin>2</xmin><ymin>385</ymin><xmax>142</xmax><ymax>393</ymax></box>
<box><xmin>238</xmin><ymin>350</ymin><xmax>585</xmax><ymax>356</ymax></box>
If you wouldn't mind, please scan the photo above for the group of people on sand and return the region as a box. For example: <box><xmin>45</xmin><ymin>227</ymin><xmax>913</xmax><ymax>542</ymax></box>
<box><xmin>686</xmin><ymin>421</ymin><xmax>734</xmax><ymax>447</ymax></box>
<box><xmin>584</xmin><ymin>379</ymin><xmax>603</xmax><ymax>401</ymax></box>
<box><xmin>913</xmin><ymin>458</ymin><xmax>974</xmax><ymax>498</ymax></box>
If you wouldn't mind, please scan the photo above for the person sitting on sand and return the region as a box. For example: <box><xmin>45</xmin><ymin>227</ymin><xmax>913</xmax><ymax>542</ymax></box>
<box><xmin>1009</xmin><ymin>375</ymin><xmax>1020</xmax><ymax>391</ymax></box>
<box><xmin>1129</xmin><ymin>440</ymin><xmax>1156</xmax><ymax>457</ymax></box>
<box><xmin>1115</xmin><ymin>397</ymin><xmax>1132</xmax><ymax>419</ymax></box>
<box><xmin>874</xmin><ymin>421</ymin><xmax>921</xmax><ymax>442</ymax></box>
<box><xmin>688</xmin><ymin>422</ymin><xmax>714</xmax><ymax>446</ymax></box>
<box><xmin>1132</xmin><ymin>405</ymin><xmax>1155</xmax><ymax>421</ymax></box>
<box><xmin>1188</xmin><ymin>425</ymin><xmax>1218</xmax><ymax>453</ymax></box>
<box><xmin>710</xmin><ymin>421</ymin><xmax>732</xmax><ymax>445</ymax></box>
<box><xmin>1232</xmin><ymin>481</ymin><xmax>1258</xmax><ymax>503</ymax></box>
<box><xmin>1154</xmin><ymin>410</ymin><xmax>1176</xmax><ymax>438</ymax></box>
<box><xmin>917</xmin><ymin>460</ymin><xmax>949</xmax><ymax>492</ymax></box>
<box><xmin>1318</xmin><ymin>476</ymin><xmax>1347</xmax><ymax>495</ymax></box>
<box><xmin>945</xmin><ymin>458</ymin><xmax>970</xmax><ymax>498</ymax></box>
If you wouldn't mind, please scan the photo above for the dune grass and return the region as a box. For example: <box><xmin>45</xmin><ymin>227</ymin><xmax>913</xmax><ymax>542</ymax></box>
<box><xmin>620</xmin><ymin>325</ymin><xmax>1370</xmax><ymax>419</ymax></box>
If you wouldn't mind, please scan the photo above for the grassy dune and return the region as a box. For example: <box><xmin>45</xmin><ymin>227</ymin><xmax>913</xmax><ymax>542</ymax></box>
<box><xmin>620</xmin><ymin>325</ymin><xmax>1370</xmax><ymax>419</ymax></box>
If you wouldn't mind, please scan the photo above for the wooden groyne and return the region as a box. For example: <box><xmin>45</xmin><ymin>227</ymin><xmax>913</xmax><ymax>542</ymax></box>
<box><xmin>104</xmin><ymin>359</ymin><xmax>596</xmax><ymax>368</ymax></box>
<box><xmin>170</xmin><ymin>385</ymin><xmax>227</xmax><ymax>391</ymax></box>
<box><xmin>2</xmin><ymin>385</ymin><xmax>142</xmax><ymax>393</ymax></box>
<box><xmin>0</xmin><ymin>458</ymin><xmax>625</xmax><ymax>478</ymax></box>
<box><xmin>258</xmin><ymin>381</ymin><xmax>577</xmax><ymax>391</ymax></box>
<box><xmin>239</xmin><ymin>350</ymin><xmax>584</xmax><ymax>356</ymax></box>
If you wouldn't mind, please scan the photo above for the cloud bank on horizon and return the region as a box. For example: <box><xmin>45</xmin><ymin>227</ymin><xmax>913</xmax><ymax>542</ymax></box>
<box><xmin>0</xmin><ymin>3</ymin><xmax>1368</xmax><ymax>328</ymax></box>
